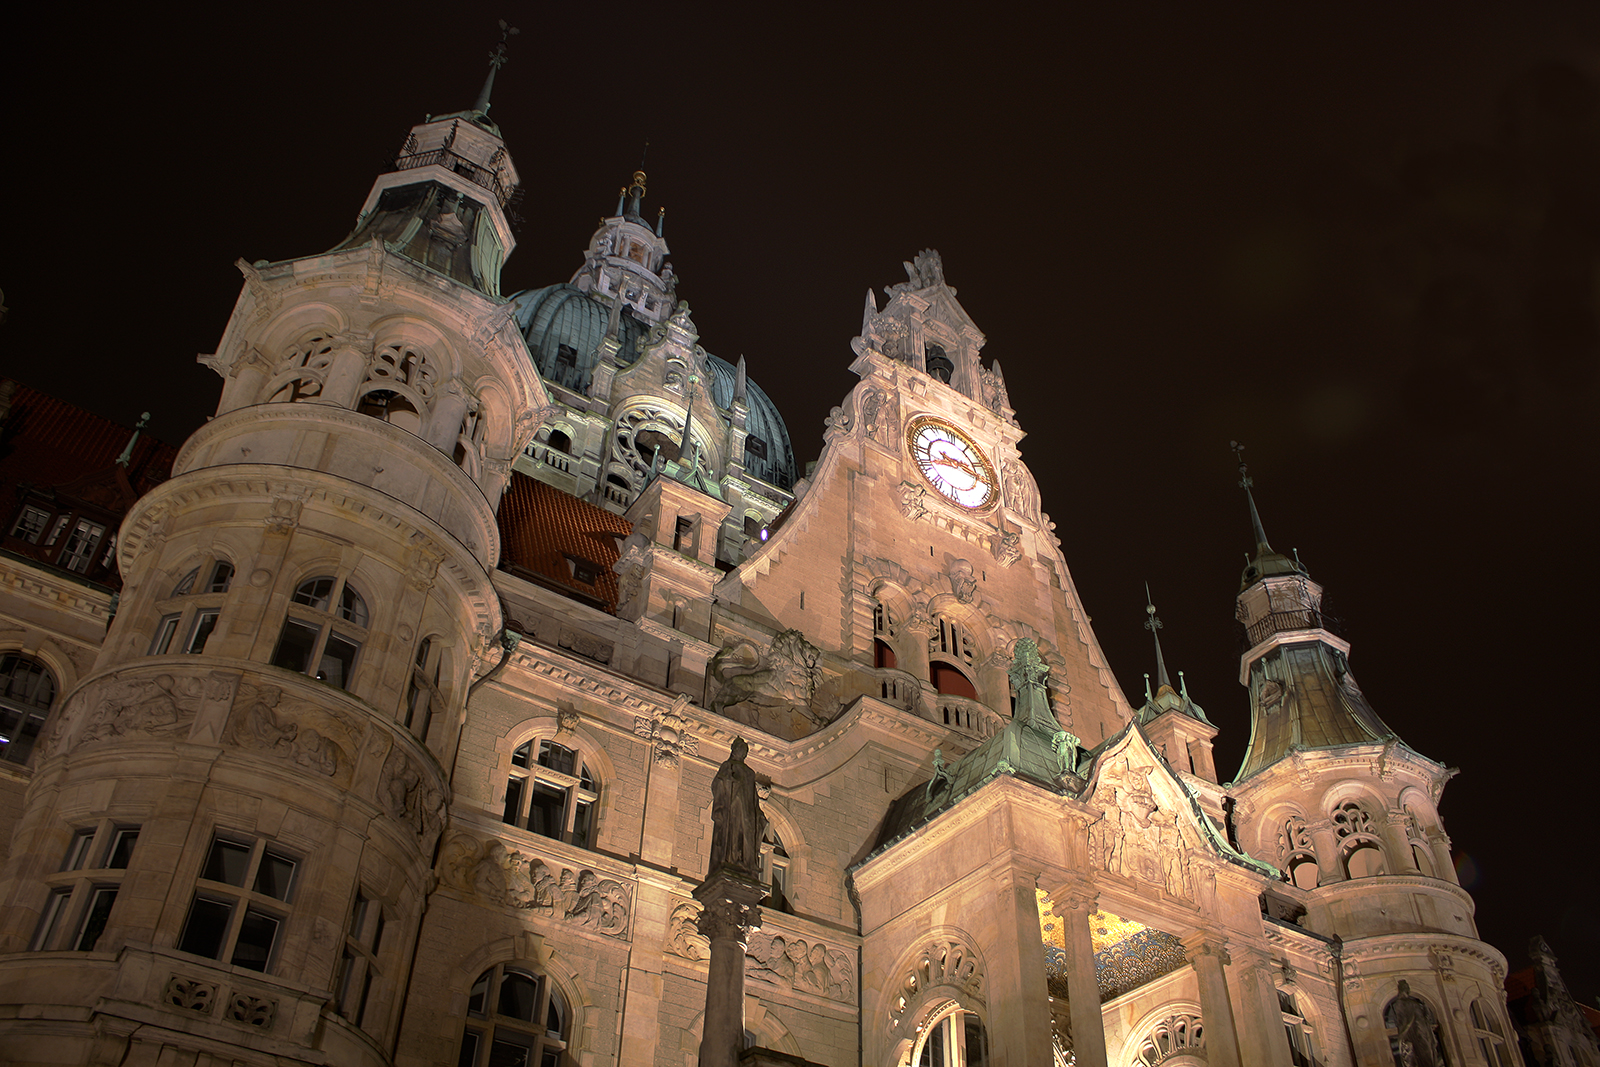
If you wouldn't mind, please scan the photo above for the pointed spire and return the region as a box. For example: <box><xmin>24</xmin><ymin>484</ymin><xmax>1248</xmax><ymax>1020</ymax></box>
<box><xmin>116</xmin><ymin>412</ymin><xmax>151</xmax><ymax>467</ymax></box>
<box><xmin>1231</xmin><ymin>440</ymin><xmax>1272</xmax><ymax>553</ymax></box>
<box><xmin>734</xmin><ymin>355</ymin><xmax>748</xmax><ymax>404</ymax></box>
<box><xmin>656</xmin><ymin>205</ymin><xmax>666</xmax><ymax>237</ymax></box>
<box><xmin>1144</xmin><ymin>584</ymin><xmax>1172</xmax><ymax>691</ymax></box>
<box><xmin>677</xmin><ymin>374</ymin><xmax>699</xmax><ymax>469</ymax></box>
<box><xmin>472</xmin><ymin>21</ymin><xmax>520</xmax><ymax>116</ymax></box>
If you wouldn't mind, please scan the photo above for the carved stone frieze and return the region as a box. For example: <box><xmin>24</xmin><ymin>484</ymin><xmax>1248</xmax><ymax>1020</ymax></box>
<box><xmin>75</xmin><ymin>673</ymin><xmax>204</xmax><ymax>746</ymax></box>
<box><xmin>747</xmin><ymin>928</ymin><xmax>855</xmax><ymax>1002</ymax></box>
<box><xmin>888</xmin><ymin>938</ymin><xmax>984</xmax><ymax>1030</ymax></box>
<box><xmin>1087</xmin><ymin>756</ymin><xmax>1194</xmax><ymax>898</ymax></box>
<box><xmin>225</xmin><ymin>681</ymin><xmax>358</xmax><ymax>783</ymax></box>
<box><xmin>437</xmin><ymin>830</ymin><xmax>631</xmax><ymax>938</ymax></box>
<box><xmin>707</xmin><ymin>630</ymin><xmax>824</xmax><ymax>739</ymax></box>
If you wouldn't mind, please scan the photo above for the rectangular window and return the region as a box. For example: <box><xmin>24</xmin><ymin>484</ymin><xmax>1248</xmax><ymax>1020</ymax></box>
<box><xmin>231</xmin><ymin>907</ymin><xmax>280</xmax><ymax>971</ymax></box>
<box><xmin>10</xmin><ymin>505</ymin><xmax>51</xmax><ymax>543</ymax></box>
<box><xmin>206</xmin><ymin>561</ymin><xmax>234</xmax><ymax>593</ymax></box>
<box><xmin>43</xmin><ymin>515</ymin><xmax>69</xmax><ymax>547</ymax></box>
<box><xmin>64</xmin><ymin>829</ymin><xmax>96</xmax><ymax>871</ymax></box>
<box><xmin>150</xmin><ymin>614</ymin><xmax>181</xmax><ymax>655</ymax></box>
<box><xmin>204</xmin><ymin>839</ymin><xmax>252</xmax><ymax>885</ymax></box>
<box><xmin>253</xmin><ymin>850</ymin><xmax>296</xmax><ymax>900</ymax></box>
<box><xmin>527</xmin><ymin>782</ymin><xmax>567</xmax><ymax>839</ymax></box>
<box><xmin>106</xmin><ymin>828</ymin><xmax>139</xmax><ymax>869</ymax></box>
<box><xmin>744</xmin><ymin>434</ymin><xmax>768</xmax><ymax>460</ymax></box>
<box><xmin>502</xmin><ymin>777</ymin><xmax>525</xmax><ymax>826</ymax></box>
<box><xmin>59</xmin><ymin>519</ymin><xmax>107</xmax><ymax>573</ymax></box>
<box><xmin>318</xmin><ymin>632</ymin><xmax>359</xmax><ymax>689</ymax></box>
<box><xmin>272</xmin><ymin>619</ymin><xmax>321</xmax><ymax>674</ymax></box>
<box><xmin>180</xmin><ymin>836</ymin><xmax>295</xmax><ymax>975</ymax></box>
<box><xmin>571</xmin><ymin>799</ymin><xmax>594</xmax><ymax>849</ymax></box>
<box><xmin>179</xmin><ymin>896</ymin><xmax>233</xmax><ymax>958</ymax></box>
<box><xmin>184</xmin><ymin>609</ymin><xmax>220</xmax><ymax>654</ymax></box>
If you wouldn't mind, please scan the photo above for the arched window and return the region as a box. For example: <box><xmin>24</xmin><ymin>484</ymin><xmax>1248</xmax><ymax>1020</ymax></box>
<box><xmin>915</xmin><ymin>1003</ymin><xmax>988</xmax><ymax>1066</ymax></box>
<box><xmin>1470</xmin><ymin>999</ymin><xmax>1512</xmax><ymax>1067</ymax></box>
<box><xmin>1331</xmin><ymin>800</ymin><xmax>1386</xmax><ymax>879</ymax></box>
<box><xmin>931</xmin><ymin>663</ymin><xmax>977</xmax><ymax>699</ymax></box>
<box><xmin>459</xmin><ymin>962</ymin><xmax>569</xmax><ymax>1067</ymax></box>
<box><xmin>503</xmin><ymin>740</ymin><xmax>599</xmax><ymax>849</ymax></box>
<box><xmin>271</xmin><ymin>576</ymin><xmax>368</xmax><ymax>691</ymax></box>
<box><xmin>152</xmin><ymin>558</ymin><xmax>235</xmax><ymax>657</ymax></box>
<box><xmin>546</xmin><ymin>429</ymin><xmax>572</xmax><ymax>455</ymax></box>
<box><xmin>874</xmin><ymin>639</ymin><xmax>897</xmax><ymax>670</ymax></box>
<box><xmin>0</xmin><ymin>652</ymin><xmax>56</xmax><ymax>764</ymax></box>
<box><xmin>932</xmin><ymin>616</ymin><xmax>974</xmax><ymax>668</ymax></box>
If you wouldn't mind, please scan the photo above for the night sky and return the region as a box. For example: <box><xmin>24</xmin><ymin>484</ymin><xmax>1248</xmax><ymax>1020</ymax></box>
<box><xmin>5</xmin><ymin>5</ymin><xmax>1598</xmax><ymax>1006</ymax></box>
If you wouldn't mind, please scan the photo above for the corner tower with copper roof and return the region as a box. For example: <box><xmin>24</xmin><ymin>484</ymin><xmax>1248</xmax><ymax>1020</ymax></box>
<box><xmin>1224</xmin><ymin>447</ymin><xmax>1516</xmax><ymax>1067</ymax></box>
<box><xmin>0</xmin><ymin>40</ymin><xmax>547</xmax><ymax>1065</ymax></box>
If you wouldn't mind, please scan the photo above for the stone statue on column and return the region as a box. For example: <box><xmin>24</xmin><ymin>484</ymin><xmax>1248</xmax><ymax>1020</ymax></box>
<box><xmin>694</xmin><ymin>736</ymin><xmax>768</xmax><ymax>1067</ymax></box>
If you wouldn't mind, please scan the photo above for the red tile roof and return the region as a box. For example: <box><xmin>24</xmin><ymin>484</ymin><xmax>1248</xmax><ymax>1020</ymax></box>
<box><xmin>0</xmin><ymin>381</ymin><xmax>176</xmax><ymax>503</ymax></box>
<box><xmin>497</xmin><ymin>472</ymin><xmax>632</xmax><ymax>613</ymax></box>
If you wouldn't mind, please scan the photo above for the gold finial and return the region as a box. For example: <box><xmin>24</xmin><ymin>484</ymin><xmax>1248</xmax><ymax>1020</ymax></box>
<box><xmin>632</xmin><ymin>170</ymin><xmax>648</xmax><ymax>193</ymax></box>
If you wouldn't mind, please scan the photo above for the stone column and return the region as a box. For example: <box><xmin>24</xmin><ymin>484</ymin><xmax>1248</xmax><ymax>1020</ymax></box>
<box><xmin>902</xmin><ymin>611</ymin><xmax>934</xmax><ymax>715</ymax></box>
<box><xmin>1183</xmin><ymin>934</ymin><xmax>1242</xmax><ymax>1067</ymax></box>
<box><xmin>989</xmin><ymin>868</ymin><xmax>1057</xmax><ymax>1067</ymax></box>
<box><xmin>1429</xmin><ymin>833</ymin><xmax>1456</xmax><ymax>884</ymax></box>
<box><xmin>1310</xmin><ymin>822</ymin><xmax>1345</xmax><ymax>884</ymax></box>
<box><xmin>1382</xmin><ymin>810</ymin><xmax>1418</xmax><ymax>873</ymax></box>
<box><xmin>1232</xmin><ymin>947</ymin><xmax>1292</xmax><ymax>1067</ymax></box>
<box><xmin>692</xmin><ymin>872</ymin><xmax>765</xmax><ymax>1067</ymax></box>
<box><xmin>1061</xmin><ymin>887</ymin><xmax>1109</xmax><ymax>1067</ymax></box>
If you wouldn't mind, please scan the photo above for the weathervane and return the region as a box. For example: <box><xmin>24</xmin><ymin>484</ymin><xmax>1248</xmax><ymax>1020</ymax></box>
<box><xmin>473</xmin><ymin>20</ymin><xmax>521</xmax><ymax>115</ymax></box>
<box><xmin>1231</xmin><ymin>439</ymin><xmax>1252</xmax><ymax>490</ymax></box>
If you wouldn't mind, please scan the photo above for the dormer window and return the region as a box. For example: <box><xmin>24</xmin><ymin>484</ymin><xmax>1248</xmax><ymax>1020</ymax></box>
<box><xmin>744</xmin><ymin>435</ymin><xmax>768</xmax><ymax>461</ymax></box>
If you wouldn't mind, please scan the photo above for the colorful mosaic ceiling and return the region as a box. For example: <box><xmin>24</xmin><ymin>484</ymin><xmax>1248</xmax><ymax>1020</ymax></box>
<box><xmin>1037</xmin><ymin>892</ymin><xmax>1189</xmax><ymax>1003</ymax></box>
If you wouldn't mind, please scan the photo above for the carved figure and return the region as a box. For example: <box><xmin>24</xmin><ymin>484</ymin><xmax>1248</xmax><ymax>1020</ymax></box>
<box><xmin>666</xmin><ymin>901</ymin><xmax>708</xmax><ymax>960</ymax></box>
<box><xmin>707</xmin><ymin>630</ymin><xmax>822</xmax><ymax>733</ymax></box>
<box><xmin>896</xmin><ymin>481</ymin><xmax>929</xmax><ymax>521</ymax></box>
<box><xmin>947</xmin><ymin>559</ymin><xmax>977</xmax><ymax>604</ymax></box>
<box><xmin>1052</xmin><ymin>730</ymin><xmax>1081</xmax><ymax>777</ymax></box>
<box><xmin>1386</xmin><ymin>980</ymin><xmax>1445</xmax><ymax>1067</ymax></box>
<box><xmin>380</xmin><ymin>746</ymin><xmax>442</xmax><ymax>836</ymax></box>
<box><xmin>1000</xmin><ymin>459</ymin><xmax>1040</xmax><ymax>524</ymax></box>
<box><xmin>80</xmin><ymin>674</ymin><xmax>200</xmax><ymax>743</ymax></box>
<box><xmin>709</xmin><ymin>738</ymin><xmax>765</xmax><ymax>877</ymax></box>
<box><xmin>993</xmin><ymin>531</ymin><xmax>1022</xmax><ymax>568</ymax></box>
<box><xmin>925</xmin><ymin>749</ymin><xmax>954</xmax><ymax>804</ymax></box>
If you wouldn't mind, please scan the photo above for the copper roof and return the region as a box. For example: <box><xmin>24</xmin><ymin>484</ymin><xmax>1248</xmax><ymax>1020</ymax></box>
<box><xmin>497</xmin><ymin>472</ymin><xmax>632</xmax><ymax>612</ymax></box>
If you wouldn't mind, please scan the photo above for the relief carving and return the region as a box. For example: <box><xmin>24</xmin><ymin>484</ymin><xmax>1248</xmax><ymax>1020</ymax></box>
<box><xmin>1000</xmin><ymin>459</ymin><xmax>1041</xmax><ymax>525</ymax></box>
<box><xmin>992</xmin><ymin>531</ymin><xmax>1022</xmax><ymax>568</ymax></box>
<box><xmin>437</xmin><ymin>830</ymin><xmax>632</xmax><ymax>937</ymax></box>
<box><xmin>860</xmin><ymin>388</ymin><xmax>897</xmax><ymax>445</ymax></box>
<box><xmin>747</xmin><ymin>929</ymin><xmax>855</xmax><ymax>1002</ymax></box>
<box><xmin>78</xmin><ymin>674</ymin><xmax>203</xmax><ymax>745</ymax></box>
<box><xmin>889</xmin><ymin>938</ymin><xmax>984</xmax><ymax>1029</ymax></box>
<box><xmin>666</xmin><ymin>901</ymin><xmax>709</xmax><ymax>960</ymax></box>
<box><xmin>380</xmin><ymin>744</ymin><xmax>444</xmax><ymax>837</ymax></box>
<box><xmin>633</xmin><ymin>694</ymin><xmax>699</xmax><ymax>765</ymax></box>
<box><xmin>558</xmin><ymin>628</ymin><xmax>614</xmax><ymax>664</ymax></box>
<box><xmin>946</xmin><ymin>559</ymin><xmax>977</xmax><ymax>604</ymax></box>
<box><xmin>226</xmin><ymin>682</ymin><xmax>354</xmax><ymax>782</ymax></box>
<box><xmin>896</xmin><ymin>481</ymin><xmax>930</xmax><ymax>521</ymax></box>
<box><xmin>1087</xmin><ymin>757</ymin><xmax>1192</xmax><ymax>898</ymax></box>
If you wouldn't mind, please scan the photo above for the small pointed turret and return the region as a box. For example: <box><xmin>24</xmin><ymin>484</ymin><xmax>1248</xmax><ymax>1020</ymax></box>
<box><xmin>1135</xmin><ymin>589</ymin><xmax>1211</xmax><ymax>727</ymax></box>
<box><xmin>733</xmin><ymin>356</ymin><xmax>748</xmax><ymax>405</ymax></box>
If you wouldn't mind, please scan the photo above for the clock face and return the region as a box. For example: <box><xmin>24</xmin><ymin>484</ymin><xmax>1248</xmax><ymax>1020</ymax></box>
<box><xmin>906</xmin><ymin>416</ymin><xmax>997</xmax><ymax>510</ymax></box>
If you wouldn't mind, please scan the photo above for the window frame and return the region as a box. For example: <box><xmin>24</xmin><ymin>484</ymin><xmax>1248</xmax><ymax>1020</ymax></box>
<box><xmin>502</xmin><ymin>739</ymin><xmax>599</xmax><ymax>849</ymax></box>
<box><xmin>458</xmin><ymin>962</ymin><xmax>570</xmax><ymax>1067</ymax></box>
<box><xmin>149</xmin><ymin>558</ymin><xmax>234</xmax><ymax>658</ymax></box>
<box><xmin>29</xmin><ymin>821</ymin><xmax>140</xmax><ymax>952</ymax></box>
<box><xmin>335</xmin><ymin>887</ymin><xmax>389</xmax><ymax>1033</ymax></box>
<box><xmin>271</xmin><ymin>574</ymin><xmax>368</xmax><ymax>691</ymax></box>
<box><xmin>176</xmin><ymin>834</ymin><xmax>298</xmax><ymax>974</ymax></box>
<box><xmin>0</xmin><ymin>651</ymin><xmax>57</xmax><ymax>764</ymax></box>
<box><xmin>404</xmin><ymin>636</ymin><xmax>444</xmax><ymax>742</ymax></box>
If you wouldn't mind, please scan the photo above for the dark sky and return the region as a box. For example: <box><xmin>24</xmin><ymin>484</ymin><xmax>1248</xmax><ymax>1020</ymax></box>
<box><xmin>6</xmin><ymin>4</ymin><xmax>1599</xmax><ymax>1006</ymax></box>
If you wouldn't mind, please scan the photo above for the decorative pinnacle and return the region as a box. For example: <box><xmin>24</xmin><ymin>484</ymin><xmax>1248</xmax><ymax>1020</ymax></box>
<box><xmin>116</xmin><ymin>412</ymin><xmax>151</xmax><ymax>467</ymax></box>
<box><xmin>677</xmin><ymin>374</ymin><xmax>700</xmax><ymax>466</ymax></box>
<box><xmin>472</xmin><ymin>20</ymin><xmax>520</xmax><ymax>115</ymax></box>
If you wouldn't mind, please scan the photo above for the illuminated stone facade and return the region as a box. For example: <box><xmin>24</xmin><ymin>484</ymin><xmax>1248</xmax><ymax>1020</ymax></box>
<box><xmin>0</xmin><ymin>79</ymin><xmax>1519</xmax><ymax>1067</ymax></box>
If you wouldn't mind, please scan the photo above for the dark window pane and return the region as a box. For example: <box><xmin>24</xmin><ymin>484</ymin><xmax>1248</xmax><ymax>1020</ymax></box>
<box><xmin>527</xmin><ymin>782</ymin><xmax>567</xmax><ymax>839</ymax></box>
<box><xmin>511</xmin><ymin>742</ymin><xmax>531</xmax><ymax>769</ymax></box>
<box><xmin>498</xmin><ymin>969</ymin><xmax>539</xmax><ymax>1021</ymax></box>
<box><xmin>231</xmin><ymin>907</ymin><xmax>280</xmax><ymax>971</ymax></box>
<box><xmin>253</xmin><ymin>851</ymin><xmax>296</xmax><ymax>900</ymax></box>
<box><xmin>489</xmin><ymin>1033</ymin><xmax>534</xmax><ymax>1067</ymax></box>
<box><xmin>108</xmin><ymin>829</ymin><xmax>138</xmax><ymax>869</ymax></box>
<box><xmin>502</xmin><ymin>776</ymin><xmax>525</xmax><ymax>826</ymax></box>
<box><xmin>340</xmin><ymin>586</ymin><xmax>368</xmax><ymax>627</ymax></box>
<box><xmin>318</xmin><ymin>632</ymin><xmax>359</xmax><ymax>689</ymax></box>
<box><xmin>537</xmin><ymin>741</ymin><xmax>575</xmax><ymax>774</ymax></box>
<box><xmin>64</xmin><ymin>829</ymin><xmax>95</xmax><ymax>871</ymax></box>
<box><xmin>547</xmin><ymin>983</ymin><xmax>567</xmax><ymax>1037</ymax></box>
<box><xmin>185</xmin><ymin>610</ymin><xmax>220</xmax><ymax>654</ymax></box>
<box><xmin>294</xmin><ymin>577</ymin><xmax>335</xmax><ymax>610</ymax></box>
<box><xmin>150</xmin><ymin>614</ymin><xmax>181</xmax><ymax>655</ymax></box>
<box><xmin>203</xmin><ymin>840</ymin><xmax>251</xmax><ymax>886</ymax></box>
<box><xmin>572</xmin><ymin>800</ymin><xmax>594</xmax><ymax>850</ymax></box>
<box><xmin>337</xmin><ymin>948</ymin><xmax>358</xmax><ymax>1011</ymax></box>
<box><xmin>272</xmin><ymin>619</ymin><xmax>321</xmax><ymax>675</ymax></box>
<box><xmin>208</xmin><ymin>561</ymin><xmax>234</xmax><ymax>593</ymax></box>
<box><xmin>458</xmin><ymin>1030</ymin><xmax>482</xmax><ymax>1067</ymax></box>
<box><xmin>179</xmin><ymin>896</ymin><xmax>233</xmax><ymax>959</ymax></box>
<box><xmin>467</xmin><ymin>970</ymin><xmax>489</xmax><ymax>1016</ymax></box>
<box><xmin>370</xmin><ymin>910</ymin><xmax>385</xmax><ymax>956</ymax></box>
<box><xmin>75</xmin><ymin>888</ymin><xmax>118</xmax><ymax>951</ymax></box>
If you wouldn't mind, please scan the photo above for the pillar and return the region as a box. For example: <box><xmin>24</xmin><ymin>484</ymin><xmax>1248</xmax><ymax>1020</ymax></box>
<box><xmin>1232</xmin><ymin>947</ymin><xmax>1292</xmax><ymax>1067</ymax></box>
<box><xmin>988</xmin><ymin>868</ymin><xmax>1056</xmax><ymax>1067</ymax></box>
<box><xmin>1382</xmin><ymin>810</ymin><xmax>1418</xmax><ymax>874</ymax></box>
<box><xmin>692</xmin><ymin>872</ymin><xmax>764</xmax><ymax>1067</ymax></box>
<box><xmin>1184</xmin><ymin>934</ymin><xmax>1242</xmax><ymax>1067</ymax></box>
<box><xmin>1061</xmin><ymin>887</ymin><xmax>1109</xmax><ymax>1067</ymax></box>
<box><xmin>1310</xmin><ymin>823</ymin><xmax>1345</xmax><ymax>884</ymax></box>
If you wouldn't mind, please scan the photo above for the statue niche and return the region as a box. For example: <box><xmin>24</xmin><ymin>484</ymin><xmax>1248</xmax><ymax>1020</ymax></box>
<box><xmin>707</xmin><ymin>629</ymin><xmax>825</xmax><ymax>739</ymax></box>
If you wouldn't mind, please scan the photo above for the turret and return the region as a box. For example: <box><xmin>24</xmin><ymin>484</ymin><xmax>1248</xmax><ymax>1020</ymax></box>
<box><xmin>1135</xmin><ymin>591</ymin><xmax>1218</xmax><ymax>782</ymax></box>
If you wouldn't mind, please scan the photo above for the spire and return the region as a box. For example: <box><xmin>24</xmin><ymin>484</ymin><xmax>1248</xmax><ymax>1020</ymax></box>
<box><xmin>116</xmin><ymin>412</ymin><xmax>150</xmax><ymax>467</ymax></box>
<box><xmin>734</xmin><ymin>356</ymin><xmax>748</xmax><ymax>405</ymax></box>
<box><xmin>677</xmin><ymin>374</ymin><xmax>699</xmax><ymax>470</ymax></box>
<box><xmin>472</xmin><ymin>21</ymin><xmax>520</xmax><ymax>116</ymax></box>
<box><xmin>1144</xmin><ymin>583</ymin><xmax>1171</xmax><ymax>691</ymax></box>
<box><xmin>656</xmin><ymin>205</ymin><xmax>666</xmax><ymax>238</ymax></box>
<box><xmin>1231</xmin><ymin>440</ymin><xmax>1272</xmax><ymax>554</ymax></box>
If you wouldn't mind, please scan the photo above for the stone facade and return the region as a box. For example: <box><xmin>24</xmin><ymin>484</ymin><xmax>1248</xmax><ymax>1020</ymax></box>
<box><xmin>0</xmin><ymin>75</ymin><xmax>1520</xmax><ymax>1067</ymax></box>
